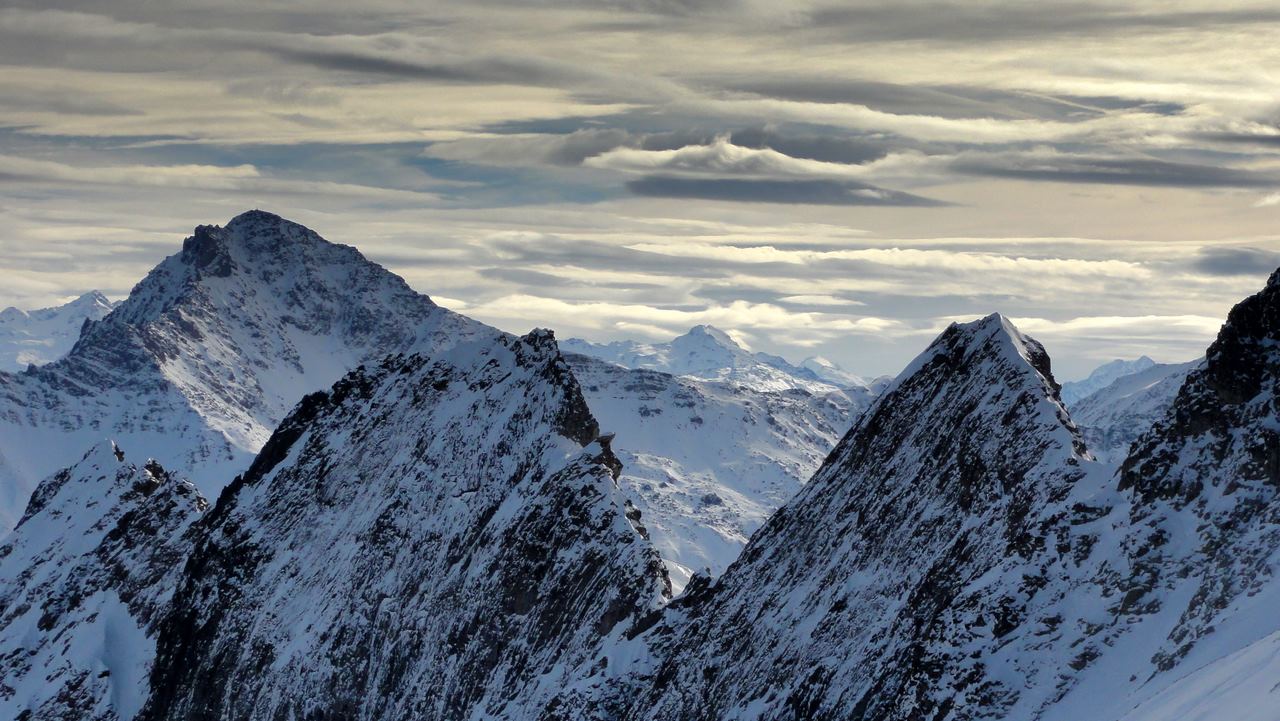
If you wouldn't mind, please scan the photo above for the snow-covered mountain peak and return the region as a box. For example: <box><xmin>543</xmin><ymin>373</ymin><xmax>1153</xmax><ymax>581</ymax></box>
<box><xmin>0</xmin><ymin>439</ymin><xmax>207</xmax><ymax>720</ymax></box>
<box><xmin>624</xmin><ymin>312</ymin><xmax>1098</xmax><ymax>720</ymax></box>
<box><xmin>679</xmin><ymin>323</ymin><xmax>740</xmax><ymax>347</ymax></box>
<box><xmin>888</xmin><ymin>313</ymin><xmax>1070</xmax><ymax>420</ymax></box>
<box><xmin>0</xmin><ymin>210</ymin><xmax>488</xmax><ymax>528</ymax></box>
<box><xmin>142</xmin><ymin>324</ymin><xmax>668</xmax><ymax>720</ymax></box>
<box><xmin>667</xmin><ymin>324</ymin><xmax>751</xmax><ymax>365</ymax></box>
<box><xmin>65</xmin><ymin>290</ymin><xmax>114</xmax><ymax>312</ymax></box>
<box><xmin>0</xmin><ymin>290</ymin><xmax>117</xmax><ymax>371</ymax></box>
<box><xmin>1061</xmin><ymin>355</ymin><xmax>1159</xmax><ymax>406</ymax></box>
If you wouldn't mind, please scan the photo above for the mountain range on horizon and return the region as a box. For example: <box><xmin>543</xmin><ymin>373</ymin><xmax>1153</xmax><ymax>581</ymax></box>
<box><xmin>0</xmin><ymin>210</ymin><xmax>1276</xmax><ymax>721</ymax></box>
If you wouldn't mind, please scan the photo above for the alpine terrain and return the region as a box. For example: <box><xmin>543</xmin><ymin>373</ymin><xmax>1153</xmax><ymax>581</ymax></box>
<box><xmin>0</xmin><ymin>290</ymin><xmax>116</xmax><ymax>371</ymax></box>
<box><xmin>1</xmin><ymin>210</ymin><xmax>1278</xmax><ymax>721</ymax></box>
<box><xmin>140</xmin><ymin>329</ymin><xmax>671</xmax><ymax>721</ymax></box>
<box><xmin>0</xmin><ymin>441</ymin><xmax>207</xmax><ymax>720</ymax></box>
<box><xmin>0</xmin><ymin>210</ymin><xmax>483</xmax><ymax>529</ymax></box>
<box><xmin>1069</xmin><ymin>358</ymin><xmax>1198</xmax><ymax>464</ymax></box>
<box><xmin>563</xmin><ymin>325</ymin><xmax>887</xmax><ymax>396</ymax></box>
<box><xmin>600</xmin><ymin>270</ymin><xmax>1280</xmax><ymax>720</ymax></box>
<box><xmin>565</xmin><ymin>352</ymin><xmax>863</xmax><ymax>590</ymax></box>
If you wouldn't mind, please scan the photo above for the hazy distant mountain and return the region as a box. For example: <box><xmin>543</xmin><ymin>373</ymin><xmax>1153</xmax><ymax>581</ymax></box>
<box><xmin>1060</xmin><ymin>356</ymin><xmax>1157</xmax><ymax>405</ymax></box>
<box><xmin>562</xmin><ymin>325</ymin><xmax>889</xmax><ymax>395</ymax></box>
<box><xmin>0</xmin><ymin>290</ymin><xmax>116</xmax><ymax>371</ymax></box>
<box><xmin>1071</xmin><ymin>359</ymin><xmax>1198</xmax><ymax>464</ymax></box>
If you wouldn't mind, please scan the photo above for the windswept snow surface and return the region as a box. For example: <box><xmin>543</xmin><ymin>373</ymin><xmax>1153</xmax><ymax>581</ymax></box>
<box><xmin>141</xmin><ymin>330</ymin><xmax>670</xmax><ymax>721</ymax></box>
<box><xmin>0</xmin><ymin>441</ymin><xmax>207</xmax><ymax>721</ymax></box>
<box><xmin>0</xmin><ymin>291</ymin><xmax>116</xmax><ymax>371</ymax></box>
<box><xmin>566</xmin><ymin>352</ymin><xmax>865</xmax><ymax>590</ymax></box>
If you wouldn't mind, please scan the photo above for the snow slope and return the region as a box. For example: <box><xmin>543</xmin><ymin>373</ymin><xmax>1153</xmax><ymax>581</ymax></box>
<box><xmin>593</xmin><ymin>271</ymin><xmax>1280</xmax><ymax>721</ymax></box>
<box><xmin>562</xmin><ymin>325</ymin><xmax>883</xmax><ymax>395</ymax></box>
<box><xmin>1060</xmin><ymin>356</ymin><xmax>1157</xmax><ymax>406</ymax></box>
<box><xmin>0</xmin><ymin>210</ymin><xmax>486</xmax><ymax>529</ymax></box>
<box><xmin>1071</xmin><ymin>359</ymin><xmax>1198</xmax><ymax>464</ymax></box>
<box><xmin>566</xmin><ymin>352</ymin><xmax>865</xmax><ymax>591</ymax></box>
<box><xmin>619</xmin><ymin>313</ymin><xmax>1104</xmax><ymax>720</ymax></box>
<box><xmin>0</xmin><ymin>291</ymin><xmax>117</xmax><ymax>371</ymax></box>
<box><xmin>141</xmin><ymin>330</ymin><xmax>670</xmax><ymax>721</ymax></box>
<box><xmin>0</xmin><ymin>441</ymin><xmax>207</xmax><ymax>721</ymax></box>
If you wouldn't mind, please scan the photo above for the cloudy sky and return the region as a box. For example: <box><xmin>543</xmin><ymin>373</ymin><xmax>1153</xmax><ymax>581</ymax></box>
<box><xmin>2</xmin><ymin>0</ymin><xmax>1279</xmax><ymax>378</ymax></box>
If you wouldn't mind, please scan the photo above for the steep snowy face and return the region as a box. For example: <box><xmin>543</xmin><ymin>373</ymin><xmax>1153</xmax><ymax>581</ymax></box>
<box><xmin>562</xmin><ymin>325</ymin><xmax>867</xmax><ymax>394</ymax></box>
<box><xmin>0</xmin><ymin>291</ymin><xmax>116</xmax><ymax>371</ymax></box>
<box><xmin>1058</xmin><ymin>267</ymin><xmax>1280</xmax><ymax>714</ymax></box>
<box><xmin>1071</xmin><ymin>359</ymin><xmax>1198</xmax><ymax>465</ymax></box>
<box><xmin>632</xmin><ymin>314</ymin><xmax>1099</xmax><ymax>721</ymax></box>
<box><xmin>73</xmin><ymin>209</ymin><xmax>480</xmax><ymax>450</ymax></box>
<box><xmin>565</xmin><ymin>352</ymin><xmax>864</xmax><ymax>591</ymax></box>
<box><xmin>0</xmin><ymin>441</ymin><xmax>206</xmax><ymax>721</ymax></box>
<box><xmin>142</xmin><ymin>330</ymin><xmax>670</xmax><ymax>721</ymax></box>
<box><xmin>0</xmin><ymin>210</ymin><xmax>486</xmax><ymax>528</ymax></box>
<box><xmin>1061</xmin><ymin>356</ymin><xmax>1158</xmax><ymax>406</ymax></box>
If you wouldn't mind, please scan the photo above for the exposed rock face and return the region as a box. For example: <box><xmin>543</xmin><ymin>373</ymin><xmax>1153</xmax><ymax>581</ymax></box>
<box><xmin>565</xmin><ymin>352</ymin><xmax>865</xmax><ymax>591</ymax></box>
<box><xmin>1079</xmin><ymin>267</ymin><xmax>1280</xmax><ymax>708</ymax></box>
<box><xmin>0</xmin><ymin>210</ymin><xmax>484</xmax><ymax>529</ymax></box>
<box><xmin>624</xmin><ymin>314</ymin><xmax>1103</xmax><ymax>720</ymax></box>
<box><xmin>0</xmin><ymin>442</ymin><xmax>207</xmax><ymax>721</ymax></box>
<box><xmin>141</xmin><ymin>330</ymin><xmax>670</xmax><ymax>721</ymax></box>
<box><xmin>599</xmin><ymin>273</ymin><xmax>1280</xmax><ymax>721</ymax></box>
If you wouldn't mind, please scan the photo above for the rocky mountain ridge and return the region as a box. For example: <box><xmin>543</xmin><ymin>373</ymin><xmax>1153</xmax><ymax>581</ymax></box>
<box><xmin>1</xmin><ymin>211</ymin><xmax>1278</xmax><ymax>721</ymax></box>
<box><xmin>0</xmin><ymin>441</ymin><xmax>207</xmax><ymax>720</ymax></box>
<box><xmin>0</xmin><ymin>210</ymin><xmax>486</xmax><ymax>529</ymax></box>
<box><xmin>140</xmin><ymin>329</ymin><xmax>670</xmax><ymax>721</ymax></box>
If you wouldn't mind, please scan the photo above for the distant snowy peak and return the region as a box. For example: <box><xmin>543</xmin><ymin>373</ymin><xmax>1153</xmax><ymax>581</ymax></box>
<box><xmin>0</xmin><ymin>441</ymin><xmax>207</xmax><ymax>721</ymax></box>
<box><xmin>563</xmin><ymin>324</ymin><xmax>873</xmax><ymax>394</ymax></box>
<box><xmin>1071</xmin><ymin>358</ymin><xmax>1198</xmax><ymax>465</ymax></box>
<box><xmin>0</xmin><ymin>210</ymin><xmax>493</xmax><ymax>527</ymax></box>
<box><xmin>798</xmin><ymin>354</ymin><xmax>872</xmax><ymax>388</ymax></box>
<box><xmin>0</xmin><ymin>290</ymin><xmax>116</xmax><ymax>370</ymax></box>
<box><xmin>1060</xmin><ymin>355</ymin><xmax>1157</xmax><ymax>405</ymax></box>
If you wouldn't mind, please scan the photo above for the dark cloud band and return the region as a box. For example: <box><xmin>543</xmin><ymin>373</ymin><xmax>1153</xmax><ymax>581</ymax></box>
<box><xmin>625</xmin><ymin>175</ymin><xmax>946</xmax><ymax>205</ymax></box>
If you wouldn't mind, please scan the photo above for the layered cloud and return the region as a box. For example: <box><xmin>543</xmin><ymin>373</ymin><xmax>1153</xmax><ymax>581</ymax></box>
<box><xmin>2</xmin><ymin>0</ymin><xmax>1279</xmax><ymax>376</ymax></box>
